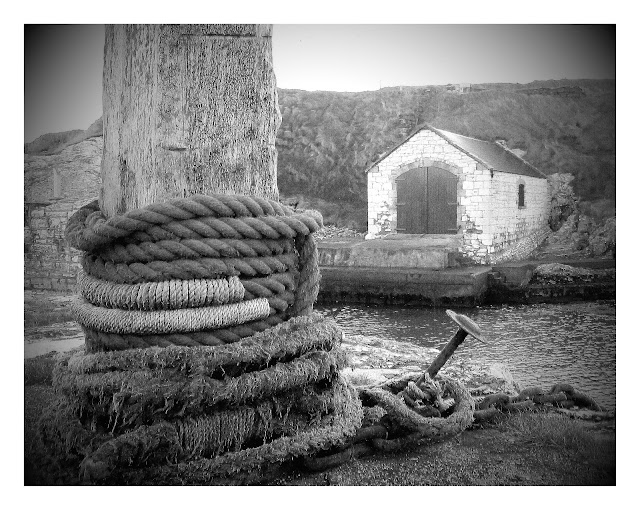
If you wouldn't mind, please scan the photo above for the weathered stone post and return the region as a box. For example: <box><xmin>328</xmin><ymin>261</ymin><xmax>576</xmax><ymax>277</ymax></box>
<box><xmin>101</xmin><ymin>24</ymin><xmax>280</xmax><ymax>217</ymax></box>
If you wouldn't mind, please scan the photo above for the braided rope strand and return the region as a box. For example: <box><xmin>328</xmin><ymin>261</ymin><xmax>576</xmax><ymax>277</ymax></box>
<box><xmin>112</xmin><ymin>212</ymin><xmax>322</xmax><ymax>245</ymax></box>
<box><xmin>73</xmin><ymin>314</ymin><xmax>341</xmax><ymax>371</ymax></box>
<box><xmin>78</xmin><ymin>271</ymin><xmax>245</xmax><ymax>310</ymax></box>
<box><xmin>72</xmin><ymin>296</ymin><xmax>271</xmax><ymax>334</ymax></box>
<box><xmin>81</xmin><ymin>252</ymin><xmax>298</xmax><ymax>283</ymax></box>
<box><xmin>82</xmin><ymin>314</ymin><xmax>287</xmax><ymax>351</ymax></box>
<box><xmin>99</xmin><ymin>238</ymin><xmax>295</xmax><ymax>263</ymax></box>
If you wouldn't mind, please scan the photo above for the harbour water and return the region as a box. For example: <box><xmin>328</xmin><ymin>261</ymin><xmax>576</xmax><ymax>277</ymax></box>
<box><xmin>317</xmin><ymin>300</ymin><xmax>616</xmax><ymax>409</ymax></box>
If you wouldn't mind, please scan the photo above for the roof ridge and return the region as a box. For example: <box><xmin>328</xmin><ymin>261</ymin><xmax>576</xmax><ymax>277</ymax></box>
<box><xmin>429</xmin><ymin>126</ymin><xmax>492</xmax><ymax>144</ymax></box>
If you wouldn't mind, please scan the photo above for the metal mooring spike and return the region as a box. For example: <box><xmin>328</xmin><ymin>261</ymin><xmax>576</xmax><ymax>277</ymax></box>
<box><xmin>445</xmin><ymin>309</ymin><xmax>487</xmax><ymax>343</ymax></box>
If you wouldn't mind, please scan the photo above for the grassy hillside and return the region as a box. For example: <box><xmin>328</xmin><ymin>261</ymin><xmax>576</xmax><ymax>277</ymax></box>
<box><xmin>26</xmin><ymin>79</ymin><xmax>615</xmax><ymax>229</ymax></box>
<box><xmin>277</xmin><ymin>79</ymin><xmax>615</xmax><ymax>229</ymax></box>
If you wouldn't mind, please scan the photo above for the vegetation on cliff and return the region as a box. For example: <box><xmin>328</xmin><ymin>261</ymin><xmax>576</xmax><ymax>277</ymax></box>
<box><xmin>26</xmin><ymin>79</ymin><xmax>615</xmax><ymax>230</ymax></box>
<box><xmin>277</xmin><ymin>79</ymin><xmax>614</xmax><ymax>228</ymax></box>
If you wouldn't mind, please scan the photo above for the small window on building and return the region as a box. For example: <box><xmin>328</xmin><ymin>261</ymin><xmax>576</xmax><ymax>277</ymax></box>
<box><xmin>518</xmin><ymin>183</ymin><xmax>525</xmax><ymax>208</ymax></box>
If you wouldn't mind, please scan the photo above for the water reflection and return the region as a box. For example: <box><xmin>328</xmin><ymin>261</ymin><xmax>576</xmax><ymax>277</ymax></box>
<box><xmin>318</xmin><ymin>300</ymin><xmax>616</xmax><ymax>409</ymax></box>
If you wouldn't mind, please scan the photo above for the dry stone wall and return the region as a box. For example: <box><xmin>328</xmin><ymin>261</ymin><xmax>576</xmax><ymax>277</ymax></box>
<box><xmin>367</xmin><ymin>129</ymin><xmax>550</xmax><ymax>264</ymax></box>
<box><xmin>24</xmin><ymin>138</ymin><xmax>102</xmax><ymax>292</ymax></box>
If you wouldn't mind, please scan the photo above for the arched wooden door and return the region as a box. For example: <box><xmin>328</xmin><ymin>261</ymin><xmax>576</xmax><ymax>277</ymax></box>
<box><xmin>396</xmin><ymin>166</ymin><xmax>458</xmax><ymax>234</ymax></box>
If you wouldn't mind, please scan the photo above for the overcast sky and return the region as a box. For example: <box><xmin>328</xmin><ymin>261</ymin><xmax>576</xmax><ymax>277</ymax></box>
<box><xmin>24</xmin><ymin>24</ymin><xmax>615</xmax><ymax>143</ymax></box>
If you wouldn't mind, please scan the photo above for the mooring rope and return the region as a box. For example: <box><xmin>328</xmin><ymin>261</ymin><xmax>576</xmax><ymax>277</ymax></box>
<box><xmin>99</xmin><ymin>237</ymin><xmax>295</xmax><ymax>264</ymax></box>
<box><xmin>42</xmin><ymin>193</ymin><xmax>374</xmax><ymax>484</ymax></box>
<box><xmin>69</xmin><ymin>317</ymin><xmax>343</xmax><ymax>375</ymax></box>
<box><xmin>81</xmin><ymin>252</ymin><xmax>299</xmax><ymax>283</ymax></box>
<box><xmin>71</xmin><ymin>295</ymin><xmax>272</xmax><ymax>334</ymax></box>
<box><xmin>78</xmin><ymin>271</ymin><xmax>246</xmax><ymax>310</ymax></box>
<box><xmin>80</xmin><ymin>315</ymin><xmax>286</xmax><ymax>351</ymax></box>
<box><xmin>65</xmin><ymin>197</ymin><xmax>322</xmax><ymax>252</ymax></box>
<box><xmin>54</xmin><ymin>352</ymin><xmax>349</xmax><ymax>428</ymax></box>
<box><xmin>42</xmin><ymin>192</ymin><xmax>486</xmax><ymax>484</ymax></box>
<box><xmin>41</xmin><ymin>315</ymin><xmax>365</xmax><ymax>482</ymax></box>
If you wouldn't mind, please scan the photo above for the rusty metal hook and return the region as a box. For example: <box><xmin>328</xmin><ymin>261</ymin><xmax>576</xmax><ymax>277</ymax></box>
<box><xmin>418</xmin><ymin>309</ymin><xmax>487</xmax><ymax>383</ymax></box>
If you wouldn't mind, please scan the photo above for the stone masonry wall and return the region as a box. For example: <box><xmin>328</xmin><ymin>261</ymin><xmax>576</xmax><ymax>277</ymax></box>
<box><xmin>367</xmin><ymin>130</ymin><xmax>478</xmax><ymax>237</ymax></box>
<box><xmin>367</xmin><ymin>129</ymin><xmax>550</xmax><ymax>264</ymax></box>
<box><xmin>24</xmin><ymin>138</ymin><xmax>102</xmax><ymax>292</ymax></box>
<box><xmin>483</xmin><ymin>172</ymin><xmax>550</xmax><ymax>264</ymax></box>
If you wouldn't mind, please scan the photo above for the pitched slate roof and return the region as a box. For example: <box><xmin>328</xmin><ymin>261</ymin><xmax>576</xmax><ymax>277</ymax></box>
<box><xmin>366</xmin><ymin>124</ymin><xmax>547</xmax><ymax>179</ymax></box>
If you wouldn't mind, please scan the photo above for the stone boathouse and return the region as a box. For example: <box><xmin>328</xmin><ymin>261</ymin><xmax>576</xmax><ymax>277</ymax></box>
<box><xmin>366</xmin><ymin>125</ymin><xmax>551</xmax><ymax>264</ymax></box>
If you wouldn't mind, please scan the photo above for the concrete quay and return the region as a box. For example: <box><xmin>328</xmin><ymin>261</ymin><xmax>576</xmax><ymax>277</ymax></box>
<box><xmin>316</xmin><ymin>237</ymin><xmax>615</xmax><ymax>307</ymax></box>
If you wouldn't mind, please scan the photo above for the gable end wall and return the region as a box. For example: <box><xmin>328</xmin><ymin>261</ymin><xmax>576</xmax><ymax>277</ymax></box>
<box><xmin>367</xmin><ymin>129</ymin><xmax>550</xmax><ymax>264</ymax></box>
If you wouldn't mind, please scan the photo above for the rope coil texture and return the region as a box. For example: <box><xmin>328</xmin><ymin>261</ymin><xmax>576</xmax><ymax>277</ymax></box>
<box><xmin>40</xmin><ymin>314</ymin><xmax>363</xmax><ymax>483</ymax></box>
<box><xmin>40</xmin><ymin>193</ymin><xmax>370</xmax><ymax>484</ymax></box>
<box><xmin>78</xmin><ymin>272</ymin><xmax>245</xmax><ymax>310</ymax></box>
<box><xmin>71</xmin><ymin>295</ymin><xmax>271</xmax><ymax>334</ymax></box>
<box><xmin>65</xmin><ymin>196</ymin><xmax>322</xmax><ymax>252</ymax></box>
<box><xmin>63</xmin><ymin>194</ymin><xmax>322</xmax><ymax>350</ymax></box>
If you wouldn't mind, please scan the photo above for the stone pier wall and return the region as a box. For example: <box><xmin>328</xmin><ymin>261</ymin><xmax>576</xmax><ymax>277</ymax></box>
<box><xmin>24</xmin><ymin>138</ymin><xmax>102</xmax><ymax>292</ymax></box>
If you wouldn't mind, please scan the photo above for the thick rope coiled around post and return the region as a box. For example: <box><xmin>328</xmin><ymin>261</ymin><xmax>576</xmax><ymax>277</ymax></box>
<box><xmin>39</xmin><ymin>193</ymin><xmax>370</xmax><ymax>484</ymax></box>
<box><xmin>65</xmin><ymin>196</ymin><xmax>322</xmax><ymax>252</ymax></box>
<box><xmin>64</xmin><ymin>195</ymin><xmax>321</xmax><ymax>352</ymax></box>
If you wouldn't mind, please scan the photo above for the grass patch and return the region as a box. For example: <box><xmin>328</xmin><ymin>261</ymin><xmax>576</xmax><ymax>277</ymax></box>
<box><xmin>25</xmin><ymin>353</ymin><xmax>57</xmax><ymax>385</ymax></box>
<box><xmin>500</xmin><ymin>412</ymin><xmax>615</xmax><ymax>469</ymax></box>
<box><xmin>503</xmin><ymin>413</ymin><xmax>593</xmax><ymax>449</ymax></box>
